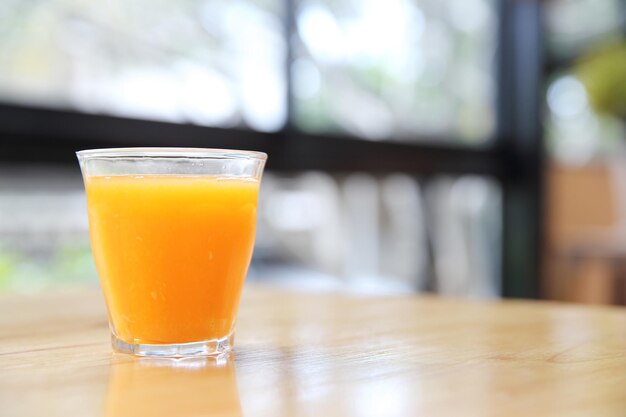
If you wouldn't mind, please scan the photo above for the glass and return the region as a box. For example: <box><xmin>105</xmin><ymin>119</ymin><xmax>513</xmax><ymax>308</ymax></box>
<box><xmin>0</xmin><ymin>0</ymin><xmax>285</xmax><ymax>131</ymax></box>
<box><xmin>77</xmin><ymin>148</ymin><xmax>266</xmax><ymax>356</ymax></box>
<box><xmin>0</xmin><ymin>166</ymin><xmax>96</xmax><ymax>292</ymax></box>
<box><xmin>253</xmin><ymin>172</ymin><xmax>501</xmax><ymax>297</ymax></box>
<box><xmin>544</xmin><ymin>0</ymin><xmax>625</xmax><ymax>163</ymax></box>
<box><xmin>292</xmin><ymin>0</ymin><xmax>497</xmax><ymax>144</ymax></box>
<box><xmin>545</xmin><ymin>0</ymin><xmax>623</xmax><ymax>60</ymax></box>
<box><xmin>1</xmin><ymin>167</ymin><xmax>499</xmax><ymax>299</ymax></box>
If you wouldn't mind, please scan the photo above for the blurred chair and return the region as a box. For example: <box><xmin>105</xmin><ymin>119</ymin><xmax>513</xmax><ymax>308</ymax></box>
<box><xmin>547</xmin><ymin>147</ymin><xmax>626</xmax><ymax>305</ymax></box>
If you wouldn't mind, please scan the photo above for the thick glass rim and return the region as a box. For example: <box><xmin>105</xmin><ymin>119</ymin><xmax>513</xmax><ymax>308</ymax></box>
<box><xmin>76</xmin><ymin>147</ymin><xmax>267</xmax><ymax>161</ymax></box>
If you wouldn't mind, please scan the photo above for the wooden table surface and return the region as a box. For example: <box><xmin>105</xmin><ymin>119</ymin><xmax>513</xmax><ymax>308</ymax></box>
<box><xmin>1</xmin><ymin>286</ymin><xmax>625</xmax><ymax>417</ymax></box>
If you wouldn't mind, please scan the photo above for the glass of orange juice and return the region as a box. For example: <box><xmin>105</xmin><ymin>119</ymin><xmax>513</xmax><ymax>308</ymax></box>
<box><xmin>77</xmin><ymin>148</ymin><xmax>266</xmax><ymax>357</ymax></box>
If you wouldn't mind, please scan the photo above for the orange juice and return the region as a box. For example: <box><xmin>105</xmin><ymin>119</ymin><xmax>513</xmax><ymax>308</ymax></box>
<box><xmin>85</xmin><ymin>175</ymin><xmax>259</xmax><ymax>344</ymax></box>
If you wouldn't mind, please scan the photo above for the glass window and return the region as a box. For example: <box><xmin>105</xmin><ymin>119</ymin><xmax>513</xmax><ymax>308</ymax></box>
<box><xmin>0</xmin><ymin>168</ymin><xmax>501</xmax><ymax>297</ymax></box>
<box><xmin>546</xmin><ymin>0</ymin><xmax>623</xmax><ymax>59</ymax></box>
<box><xmin>545</xmin><ymin>0</ymin><xmax>626</xmax><ymax>164</ymax></box>
<box><xmin>253</xmin><ymin>172</ymin><xmax>501</xmax><ymax>296</ymax></box>
<box><xmin>0</xmin><ymin>0</ymin><xmax>498</xmax><ymax>143</ymax></box>
<box><xmin>292</xmin><ymin>0</ymin><xmax>497</xmax><ymax>143</ymax></box>
<box><xmin>0</xmin><ymin>0</ymin><xmax>286</xmax><ymax>132</ymax></box>
<box><xmin>0</xmin><ymin>167</ymin><xmax>96</xmax><ymax>292</ymax></box>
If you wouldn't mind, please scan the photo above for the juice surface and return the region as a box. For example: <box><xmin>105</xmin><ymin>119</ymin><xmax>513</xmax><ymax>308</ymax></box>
<box><xmin>85</xmin><ymin>175</ymin><xmax>259</xmax><ymax>344</ymax></box>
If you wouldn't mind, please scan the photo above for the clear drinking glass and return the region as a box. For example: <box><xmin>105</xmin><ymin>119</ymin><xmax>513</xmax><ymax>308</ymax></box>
<box><xmin>77</xmin><ymin>148</ymin><xmax>266</xmax><ymax>357</ymax></box>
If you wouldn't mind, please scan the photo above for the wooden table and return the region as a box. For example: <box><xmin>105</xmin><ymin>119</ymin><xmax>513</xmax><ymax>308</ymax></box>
<box><xmin>1</xmin><ymin>286</ymin><xmax>625</xmax><ymax>417</ymax></box>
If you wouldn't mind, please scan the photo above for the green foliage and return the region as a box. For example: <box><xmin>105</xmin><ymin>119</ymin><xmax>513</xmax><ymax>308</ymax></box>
<box><xmin>0</xmin><ymin>252</ymin><xmax>19</xmax><ymax>290</ymax></box>
<box><xmin>52</xmin><ymin>245</ymin><xmax>98</xmax><ymax>284</ymax></box>
<box><xmin>0</xmin><ymin>245</ymin><xmax>97</xmax><ymax>293</ymax></box>
<box><xmin>576</xmin><ymin>40</ymin><xmax>626</xmax><ymax>118</ymax></box>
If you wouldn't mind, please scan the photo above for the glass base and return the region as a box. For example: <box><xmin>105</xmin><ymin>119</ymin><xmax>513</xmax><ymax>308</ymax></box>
<box><xmin>111</xmin><ymin>333</ymin><xmax>234</xmax><ymax>357</ymax></box>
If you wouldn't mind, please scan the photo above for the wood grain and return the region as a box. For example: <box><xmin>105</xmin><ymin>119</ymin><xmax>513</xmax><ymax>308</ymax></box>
<box><xmin>0</xmin><ymin>286</ymin><xmax>625</xmax><ymax>417</ymax></box>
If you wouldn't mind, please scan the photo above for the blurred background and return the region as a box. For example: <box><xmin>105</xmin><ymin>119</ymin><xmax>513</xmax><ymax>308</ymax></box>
<box><xmin>0</xmin><ymin>0</ymin><xmax>624</xmax><ymax>304</ymax></box>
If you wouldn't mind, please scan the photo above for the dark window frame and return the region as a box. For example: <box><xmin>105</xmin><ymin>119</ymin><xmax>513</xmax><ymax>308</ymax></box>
<box><xmin>0</xmin><ymin>0</ymin><xmax>545</xmax><ymax>298</ymax></box>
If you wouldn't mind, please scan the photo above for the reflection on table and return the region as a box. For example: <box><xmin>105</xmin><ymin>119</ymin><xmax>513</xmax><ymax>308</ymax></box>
<box><xmin>103</xmin><ymin>354</ymin><xmax>241</xmax><ymax>417</ymax></box>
